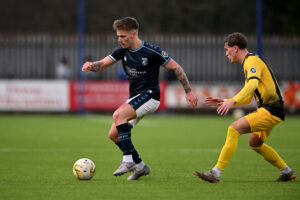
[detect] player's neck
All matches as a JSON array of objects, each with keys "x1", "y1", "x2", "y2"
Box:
[
  {"x1": 239, "y1": 49, "x2": 249, "y2": 64},
  {"x1": 129, "y1": 38, "x2": 142, "y2": 50}
]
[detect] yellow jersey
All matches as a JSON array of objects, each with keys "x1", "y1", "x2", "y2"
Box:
[{"x1": 242, "y1": 53, "x2": 285, "y2": 120}]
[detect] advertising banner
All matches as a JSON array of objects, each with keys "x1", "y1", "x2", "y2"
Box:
[
  {"x1": 0, "y1": 80, "x2": 299, "y2": 112},
  {"x1": 282, "y1": 81, "x2": 300, "y2": 113},
  {"x1": 166, "y1": 82, "x2": 300, "y2": 111},
  {"x1": 0, "y1": 80, "x2": 69, "y2": 111},
  {"x1": 166, "y1": 84, "x2": 256, "y2": 109},
  {"x1": 69, "y1": 81, "x2": 167, "y2": 111},
  {"x1": 69, "y1": 81, "x2": 129, "y2": 111}
]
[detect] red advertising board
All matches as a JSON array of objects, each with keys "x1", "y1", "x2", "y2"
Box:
[{"x1": 70, "y1": 81, "x2": 167, "y2": 111}]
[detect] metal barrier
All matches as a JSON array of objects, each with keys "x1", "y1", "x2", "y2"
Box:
[{"x1": 0, "y1": 34, "x2": 299, "y2": 82}]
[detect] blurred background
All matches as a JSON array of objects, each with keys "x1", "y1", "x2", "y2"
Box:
[{"x1": 0, "y1": 0, "x2": 299, "y2": 114}]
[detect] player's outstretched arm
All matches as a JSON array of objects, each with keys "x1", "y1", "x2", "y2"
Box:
[
  {"x1": 217, "y1": 99, "x2": 236, "y2": 115},
  {"x1": 205, "y1": 96, "x2": 233, "y2": 115},
  {"x1": 205, "y1": 96, "x2": 235, "y2": 115},
  {"x1": 165, "y1": 59, "x2": 198, "y2": 109},
  {"x1": 205, "y1": 96, "x2": 224, "y2": 106},
  {"x1": 216, "y1": 79, "x2": 258, "y2": 115},
  {"x1": 82, "y1": 56, "x2": 114, "y2": 72}
]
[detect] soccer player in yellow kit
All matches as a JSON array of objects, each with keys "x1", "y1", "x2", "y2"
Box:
[{"x1": 194, "y1": 32, "x2": 296, "y2": 183}]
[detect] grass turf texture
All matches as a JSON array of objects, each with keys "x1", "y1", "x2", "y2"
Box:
[{"x1": 0, "y1": 114, "x2": 299, "y2": 200}]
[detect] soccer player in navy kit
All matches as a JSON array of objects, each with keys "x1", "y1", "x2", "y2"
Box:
[{"x1": 82, "y1": 17, "x2": 198, "y2": 180}]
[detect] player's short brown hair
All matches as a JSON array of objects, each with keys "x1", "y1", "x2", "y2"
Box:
[
  {"x1": 113, "y1": 17, "x2": 139, "y2": 31},
  {"x1": 224, "y1": 32, "x2": 248, "y2": 49}
]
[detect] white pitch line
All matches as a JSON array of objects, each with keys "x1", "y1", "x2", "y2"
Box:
[
  {"x1": 159, "y1": 148, "x2": 300, "y2": 153},
  {"x1": 1, "y1": 148, "x2": 300, "y2": 153}
]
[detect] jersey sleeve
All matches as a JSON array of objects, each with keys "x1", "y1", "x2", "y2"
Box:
[
  {"x1": 234, "y1": 94, "x2": 253, "y2": 106},
  {"x1": 151, "y1": 46, "x2": 171, "y2": 67},
  {"x1": 109, "y1": 46, "x2": 124, "y2": 62},
  {"x1": 232, "y1": 78, "x2": 258, "y2": 105},
  {"x1": 244, "y1": 57, "x2": 262, "y2": 81}
]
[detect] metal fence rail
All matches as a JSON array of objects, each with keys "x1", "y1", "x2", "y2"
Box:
[{"x1": 0, "y1": 34, "x2": 299, "y2": 82}]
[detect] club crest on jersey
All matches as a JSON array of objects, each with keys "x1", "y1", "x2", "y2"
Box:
[
  {"x1": 141, "y1": 58, "x2": 148, "y2": 66},
  {"x1": 161, "y1": 51, "x2": 168, "y2": 58},
  {"x1": 250, "y1": 67, "x2": 257, "y2": 73}
]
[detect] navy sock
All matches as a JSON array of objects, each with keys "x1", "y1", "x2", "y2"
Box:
[
  {"x1": 116, "y1": 123, "x2": 134, "y2": 155},
  {"x1": 115, "y1": 142, "x2": 123, "y2": 151},
  {"x1": 115, "y1": 142, "x2": 142, "y2": 163},
  {"x1": 132, "y1": 148, "x2": 142, "y2": 164}
]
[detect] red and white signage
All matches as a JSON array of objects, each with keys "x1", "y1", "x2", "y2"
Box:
[{"x1": 0, "y1": 80, "x2": 299, "y2": 112}]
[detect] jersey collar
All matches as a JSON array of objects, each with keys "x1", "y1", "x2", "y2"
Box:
[
  {"x1": 129, "y1": 40, "x2": 144, "y2": 52},
  {"x1": 241, "y1": 53, "x2": 255, "y2": 66}
]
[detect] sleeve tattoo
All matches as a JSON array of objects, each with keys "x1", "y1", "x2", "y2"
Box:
[
  {"x1": 174, "y1": 67, "x2": 192, "y2": 93},
  {"x1": 90, "y1": 61, "x2": 101, "y2": 72}
]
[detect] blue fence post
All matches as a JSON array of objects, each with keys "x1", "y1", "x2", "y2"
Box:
[
  {"x1": 256, "y1": 0, "x2": 263, "y2": 57},
  {"x1": 77, "y1": 0, "x2": 85, "y2": 114}
]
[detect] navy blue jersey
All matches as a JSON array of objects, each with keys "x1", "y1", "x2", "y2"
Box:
[{"x1": 109, "y1": 41, "x2": 171, "y2": 100}]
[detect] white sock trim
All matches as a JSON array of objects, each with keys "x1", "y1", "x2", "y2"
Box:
[
  {"x1": 212, "y1": 166, "x2": 223, "y2": 178},
  {"x1": 136, "y1": 161, "x2": 145, "y2": 170},
  {"x1": 281, "y1": 165, "x2": 292, "y2": 174},
  {"x1": 123, "y1": 155, "x2": 133, "y2": 163}
]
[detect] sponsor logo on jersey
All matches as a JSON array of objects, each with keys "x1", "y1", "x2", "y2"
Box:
[
  {"x1": 124, "y1": 65, "x2": 146, "y2": 77},
  {"x1": 250, "y1": 67, "x2": 257, "y2": 73}
]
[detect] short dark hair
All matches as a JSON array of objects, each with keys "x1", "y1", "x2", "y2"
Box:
[
  {"x1": 224, "y1": 32, "x2": 248, "y2": 49},
  {"x1": 112, "y1": 17, "x2": 139, "y2": 31}
]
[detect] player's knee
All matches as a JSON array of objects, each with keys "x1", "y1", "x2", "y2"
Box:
[
  {"x1": 112, "y1": 111, "x2": 122, "y2": 123},
  {"x1": 230, "y1": 122, "x2": 241, "y2": 133},
  {"x1": 108, "y1": 131, "x2": 118, "y2": 142},
  {"x1": 248, "y1": 134, "x2": 263, "y2": 147},
  {"x1": 249, "y1": 141, "x2": 258, "y2": 148},
  {"x1": 230, "y1": 117, "x2": 251, "y2": 134},
  {"x1": 249, "y1": 140, "x2": 263, "y2": 148}
]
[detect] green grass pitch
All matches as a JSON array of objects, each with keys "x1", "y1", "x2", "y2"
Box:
[{"x1": 0, "y1": 114, "x2": 299, "y2": 200}]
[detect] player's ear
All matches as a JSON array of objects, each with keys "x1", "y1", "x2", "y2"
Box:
[
  {"x1": 132, "y1": 30, "x2": 137, "y2": 37},
  {"x1": 233, "y1": 45, "x2": 239, "y2": 52}
]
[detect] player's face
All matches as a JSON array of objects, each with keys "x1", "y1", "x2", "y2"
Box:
[
  {"x1": 224, "y1": 43, "x2": 238, "y2": 63},
  {"x1": 116, "y1": 29, "x2": 136, "y2": 49}
]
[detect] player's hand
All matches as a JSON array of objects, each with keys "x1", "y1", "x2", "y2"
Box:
[
  {"x1": 82, "y1": 62, "x2": 93, "y2": 72},
  {"x1": 217, "y1": 99, "x2": 235, "y2": 115},
  {"x1": 205, "y1": 96, "x2": 224, "y2": 106},
  {"x1": 186, "y1": 91, "x2": 198, "y2": 109}
]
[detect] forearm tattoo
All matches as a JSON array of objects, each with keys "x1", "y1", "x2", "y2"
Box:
[
  {"x1": 90, "y1": 61, "x2": 101, "y2": 72},
  {"x1": 174, "y1": 67, "x2": 192, "y2": 93}
]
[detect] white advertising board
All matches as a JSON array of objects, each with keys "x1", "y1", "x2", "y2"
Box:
[
  {"x1": 0, "y1": 80, "x2": 69, "y2": 111},
  {"x1": 165, "y1": 83, "x2": 256, "y2": 109}
]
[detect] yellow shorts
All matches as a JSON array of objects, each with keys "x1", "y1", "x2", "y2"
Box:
[{"x1": 245, "y1": 107, "x2": 282, "y2": 142}]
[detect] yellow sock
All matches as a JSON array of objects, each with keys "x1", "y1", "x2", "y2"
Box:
[
  {"x1": 216, "y1": 126, "x2": 240, "y2": 170},
  {"x1": 251, "y1": 143, "x2": 286, "y2": 170}
]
